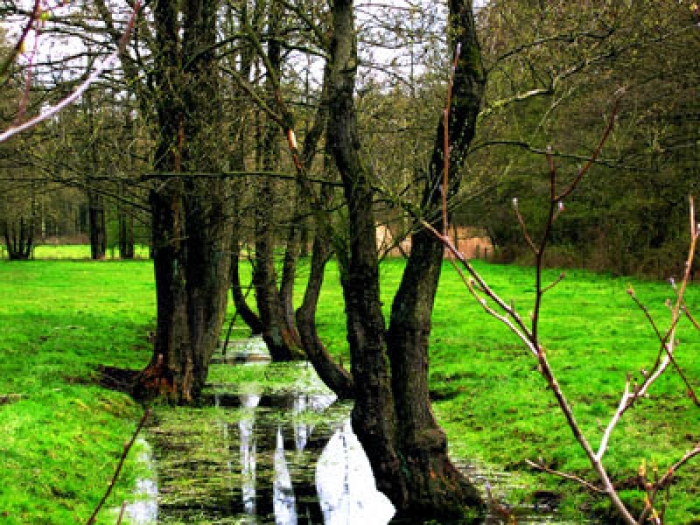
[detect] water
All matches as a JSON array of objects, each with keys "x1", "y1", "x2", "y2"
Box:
[{"x1": 127, "y1": 337, "x2": 565, "y2": 524}]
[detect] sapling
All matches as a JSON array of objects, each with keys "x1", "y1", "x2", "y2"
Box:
[{"x1": 425, "y1": 93, "x2": 699, "y2": 523}]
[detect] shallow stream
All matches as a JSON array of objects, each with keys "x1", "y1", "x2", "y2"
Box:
[{"x1": 124, "y1": 337, "x2": 566, "y2": 524}]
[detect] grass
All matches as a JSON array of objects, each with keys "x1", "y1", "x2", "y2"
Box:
[
  {"x1": 0, "y1": 252, "x2": 699, "y2": 523},
  {"x1": 0, "y1": 259, "x2": 155, "y2": 524},
  {"x1": 0, "y1": 244, "x2": 151, "y2": 260}
]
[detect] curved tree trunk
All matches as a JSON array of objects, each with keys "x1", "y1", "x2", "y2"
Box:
[
  {"x1": 296, "y1": 226, "x2": 354, "y2": 399},
  {"x1": 230, "y1": 236, "x2": 263, "y2": 335}
]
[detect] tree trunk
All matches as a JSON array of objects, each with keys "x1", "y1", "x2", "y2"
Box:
[
  {"x1": 135, "y1": 0, "x2": 232, "y2": 403},
  {"x1": 326, "y1": 0, "x2": 404, "y2": 505},
  {"x1": 253, "y1": 171, "x2": 303, "y2": 361},
  {"x1": 3, "y1": 217, "x2": 33, "y2": 260},
  {"x1": 118, "y1": 182, "x2": 135, "y2": 259},
  {"x1": 88, "y1": 189, "x2": 106, "y2": 260},
  {"x1": 326, "y1": 0, "x2": 485, "y2": 518},
  {"x1": 296, "y1": 225, "x2": 354, "y2": 399},
  {"x1": 251, "y1": 3, "x2": 303, "y2": 361},
  {"x1": 230, "y1": 236, "x2": 264, "y2": 335},
  {"x1": 279, "y1": 189, "x2": 303, "y2": 342},
  {"x1": 386, "y1": 0, "x2": 486, "y2": 517}
]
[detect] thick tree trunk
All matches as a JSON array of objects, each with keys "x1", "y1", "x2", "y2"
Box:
[
  {"x1": 251, "y1": 3, "x2": 303, "y2": 362},
  {"x1": 135, "y1": 0, "x2": 232, "y2": 403},
  {"x1": 279, "y1": 191, "x2": 302, "y2": 340},
  {"x1": 296, "y1": 228, "x2": 354, "y2": 399},
  {"x1": 387, "y1": 230, "x2": 482, "y2": 518},
  {"x1": 326, "y1": 0, "x2": 404, "y2": 506},
  {"x1": 252, "y1": 169, "x2": 303, "y2": 360},
  {"x1": 387, "y1": 0, "x2": 486, "y2": 518},
  {"x1": 327, "y1": 0, "x2": 485, "y2": 518}
]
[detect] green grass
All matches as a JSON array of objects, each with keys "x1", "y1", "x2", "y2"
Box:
[
  {"x1": 0, "y1": 260, "x2": 155, "y2": 524},
  {"x1": 1, "y1": 256, "x2": 698, "y2": 523},
  {"x1": 1, "y1": 244, "x2": 151, "y2": 260}
]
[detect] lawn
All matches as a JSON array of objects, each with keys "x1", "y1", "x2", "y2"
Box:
[{"x1": 0, "y1": 255, "x2": 698, "y2": 523}]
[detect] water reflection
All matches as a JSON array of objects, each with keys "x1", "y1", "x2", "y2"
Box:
[
  {"x1": 144, "y1": 338, "x2": 560, "y2": 524},
  {"x1": 240, "y1": 393, "x2": 261, "y2": 517},
  {"x1": 123, "y1": 439, "x2": 158, "y2": 524},
  {"x1": 316, "y1": 420, "x2": 395, "y2": 525},
  {"x1": 274, "y1": 427, "x2": 297, "y2": 525}
]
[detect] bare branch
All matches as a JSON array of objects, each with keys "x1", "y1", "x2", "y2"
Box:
[
  {"x1": 0, "y1": 1, "x2": 142, "y2": 144},
  {"x1": 556, "y1": 97, "x2": 622, "y2": 201},
  {"x1": 85, "y1": 408, "x2": 151, "y2": 525},
  {"x1": 526, "y1": 460, "x2": 606, "y2": 495}
]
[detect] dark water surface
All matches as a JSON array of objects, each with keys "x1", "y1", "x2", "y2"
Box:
[{"x1": 124, "y1": 337, "x2": 565, "y2": 525}]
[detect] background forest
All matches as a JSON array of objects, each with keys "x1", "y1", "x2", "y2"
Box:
[{"x1": 0, "y1": 1, "x2": 697, "y2": 276}]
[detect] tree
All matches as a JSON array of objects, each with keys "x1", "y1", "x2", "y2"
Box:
[
  {"x1": 325, "y1": 0, "x2": 486, "y2": 518},
  {"x1": 466, "y1": 0, "x2": 700, "y2": 276},
  {"x1": 134, "y1": 0, "x2": 233, "y2": 403}
]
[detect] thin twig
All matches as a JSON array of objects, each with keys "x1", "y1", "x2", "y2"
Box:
[
  {"x1": 541, "y1": 272, "x2": 566, "y2": 295},
  {"x1": 0, "y1": 1, "x2": 141, "y2": 144},
  {"x1": 525, "y1": 460, "x2": 605, "y2": 495},
  {"x1": 639, "y1": 443, "x2": 700, "y2": 524},
  {"x1": 683, "y1": 305, "x2": 700, "y2": 331},
  {"x1": 0, "y1": 0, "x2": 40, "y2": 83},
  {"x1": 85, "y1": 408, "x2": 151, "y2": 525},
  {"x1": 513, "y1": 199, "x2": 538, "y2": 255},
  {"x1": 556, "y1": 98, "x2": 621, "y2": 201},
  {"x1": 116, "y1": 501, "x2": 127, "y2": 525}
]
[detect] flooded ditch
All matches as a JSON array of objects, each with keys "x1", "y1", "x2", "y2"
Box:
[{"x1": 125, "y1": 337, "x2": 568, "y2": 524}]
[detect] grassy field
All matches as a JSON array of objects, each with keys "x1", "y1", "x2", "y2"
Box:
[
  {"x1": 0, "y1": 244, "x2": 151, "y2": 260},
  {"x1": 0, "y1": 254, "x2": 698, "y2": 523}
]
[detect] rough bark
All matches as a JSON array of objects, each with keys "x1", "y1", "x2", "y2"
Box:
[
  {"x1": 230, "y1": 235, "x2": 264, "y2": 335},
  {"x1": 296, "y1": 226, "x2": 354, "y2": 399},
  {"x1": 326, "y1": 0, "x2": 485, "y2": 518},
  {"x1": 386, "y1": 0, "x2": 486, "y2": 518},
  {"x1": 326, "y1": 0, "x2": 404, "y2": 505},
  {"x1": 135, "y1": 0, "x2": 232, "y2": 403},
  {"x1": 279, "y1": 187, "x2": 303, "y2": 340},
  {"x1": 251, "y1": 2, "x2": 304, "y2": 361}
]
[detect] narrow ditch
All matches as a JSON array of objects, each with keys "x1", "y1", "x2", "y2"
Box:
[{"x1": 124, "y1": 337, "x2": 568, "y2": 524}]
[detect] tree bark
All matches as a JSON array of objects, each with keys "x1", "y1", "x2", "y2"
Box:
[
  {"x1": 296, "y1": 224, "x2": 354, "y2": 399},
  {"x1": 326, "y1": 0, "x2": 485, "y2": 518},
  {"x1": 326, "y1": 0, "x2": 404, "y2": 506},
  {"x1": 135, "y1": 0, "x2": 232, "y2": 403},
  {"x1": 251, "y1": 2, "x2": 304, "y2": 361},
  {"x1": 230, "y1": 235, "x2": 264, "y2": 335},
  {"x1": 386, "y1": 0, "x2": 486, "y2": 518},
  {"x1": 88, "y1": 189, "x2": 106, "y2": 260}
]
